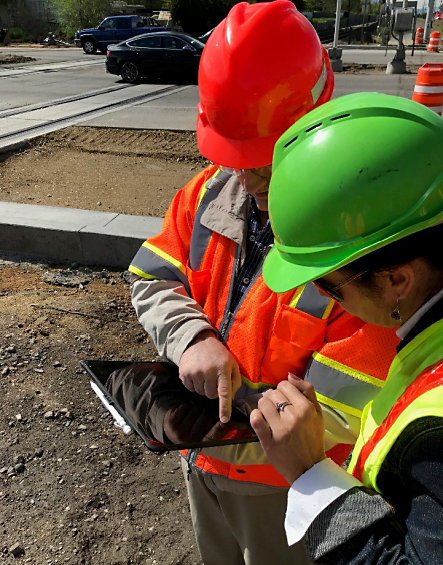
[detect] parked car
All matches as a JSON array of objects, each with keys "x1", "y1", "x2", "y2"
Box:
[
  {"x1": 75, "y1": 15, "x2": 171, "y2": 54},
  {"x1": 198, "y1": 28, "x2": 214, "y2": 44},
  {"x1": 106, "y1": 32, "x2": 204, "y2": 83}
]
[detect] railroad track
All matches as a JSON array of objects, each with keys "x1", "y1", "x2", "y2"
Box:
[{"x1": 0, "y1": 83, "x2": 194, "y2": 150}]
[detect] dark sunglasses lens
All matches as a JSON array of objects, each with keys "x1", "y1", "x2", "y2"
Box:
[{"x1": 315, "y1": 281, "x2": 342, "y2": 303}]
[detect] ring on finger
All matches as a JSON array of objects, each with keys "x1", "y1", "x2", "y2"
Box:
[{"x1": 276, "y1": 401, "x2": 292, "y2": 413}]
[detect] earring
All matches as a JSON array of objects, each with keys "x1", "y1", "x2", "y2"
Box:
[{"x1": 391, "y1": 298, "x2": 402, "y2": 321}]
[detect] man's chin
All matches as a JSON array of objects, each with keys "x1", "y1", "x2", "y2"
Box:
[{"x1": 254, "y1": 195, "x2": 269, "y2": 212}]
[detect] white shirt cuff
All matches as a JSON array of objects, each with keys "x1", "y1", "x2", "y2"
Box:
[{"x1": 285, "y1": 458, "x2": 362, "y2": 546}]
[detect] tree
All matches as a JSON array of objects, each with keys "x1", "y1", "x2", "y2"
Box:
[
  {"x1": 49, "y1": 0, "x2": 113, "y2": 37},
  {"x1": 167, "y1": 0, "x2": 305, "y2": 35},
  {"x1": 168, "y1": 0, "x2": 256, "y2": 36}
]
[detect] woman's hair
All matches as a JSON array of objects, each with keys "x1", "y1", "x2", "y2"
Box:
[{"x1": 341, "y1": 223, "x2": 443, "y2": 290}]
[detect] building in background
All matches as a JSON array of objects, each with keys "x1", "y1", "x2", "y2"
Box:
[{"x1": 0, "y1": 0, "x2": 56, "y2": 32}]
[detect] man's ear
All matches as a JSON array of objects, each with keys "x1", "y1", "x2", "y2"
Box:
[{"x1": 388, "y1": 264, "x2": 415, "y2": 301}]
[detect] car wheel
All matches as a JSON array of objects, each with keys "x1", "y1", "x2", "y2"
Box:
[
  {"x1": 120, "y1": 61, "x2": 139, "y2": 84},
  {"x1": 82, "y1": 39, "x2": 97, "y2": 54}
]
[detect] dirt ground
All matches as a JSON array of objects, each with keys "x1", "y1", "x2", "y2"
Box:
[
  {"x1": 0, "y1": 128, "x2": 207, "y2": 217},
  {"x1": 0, "y1": 129, "x2": 209, "y2": 564},
  {"x1": 0, "y1": 260, "x2": 202, "y2": 565},
  {"x1": 343, "y1": 62, "x2": 421, "y2": 74},
  {"x1": 0, "y1": 55, "x2": 36, "y2": 65}
]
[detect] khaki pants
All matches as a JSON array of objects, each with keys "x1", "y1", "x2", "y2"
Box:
[{"x1": 181, "y1": 458, "x2": 311, "y2": 565}]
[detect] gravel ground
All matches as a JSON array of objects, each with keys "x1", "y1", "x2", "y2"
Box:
[
  {"x1": 0, "y1": 128, "x2": 208, "y2": 563},
  {"x1": 0, "y1": 260, "x2": 201, "y2": 565}
]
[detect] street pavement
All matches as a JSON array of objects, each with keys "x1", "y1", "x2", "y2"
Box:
[
  {"x1": 1, "y1": 46, "x2": 439, "y2": 136},
  {"x1": 0, "y1": 45, "x2": 442, "y2": 267}
]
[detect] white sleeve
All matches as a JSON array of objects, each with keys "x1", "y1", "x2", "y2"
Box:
[{"x1": 285, "y1": 458, "x2": 362, "y2": 546}]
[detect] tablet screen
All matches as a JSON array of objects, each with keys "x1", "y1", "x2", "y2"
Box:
[{"x1": 81, "y1": 360, "x2": 258, "y2": 452}]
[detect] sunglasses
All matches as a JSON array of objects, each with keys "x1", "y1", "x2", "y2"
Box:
[{"x1": 314, "y1": 270, "x2": 368, "y2": 303}]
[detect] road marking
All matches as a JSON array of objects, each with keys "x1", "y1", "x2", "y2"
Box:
[{"x1": 0, "y1": 59, "x2": 103, "y2": 79}]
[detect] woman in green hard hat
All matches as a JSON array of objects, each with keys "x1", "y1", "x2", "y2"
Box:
[{"x1": 250, "y1": 92, "x2": 443, "y2": 563}]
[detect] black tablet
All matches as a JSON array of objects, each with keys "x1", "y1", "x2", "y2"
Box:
[{"x1": 81, "y1": 359, "x2": 258, "y2": 453}]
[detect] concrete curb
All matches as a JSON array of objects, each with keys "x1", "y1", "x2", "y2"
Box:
[
  {"x1": 0, "y1": 202, "x2": 163, "y2": 268},
  {"x1": 0, "y1": 140, "x2": 30, "y2": 155}
]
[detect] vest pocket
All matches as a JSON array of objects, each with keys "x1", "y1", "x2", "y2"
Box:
[
  {"x1": 261, "y1": 304, "x2": 328, "y2": 384},
  {"x1": 186, "y1": 265, "x2": 212, "y2": 308}
]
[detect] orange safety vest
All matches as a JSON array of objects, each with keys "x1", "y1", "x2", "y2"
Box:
[{"x1": 130, "y1": 165, "x2": 399, "y2": 487}]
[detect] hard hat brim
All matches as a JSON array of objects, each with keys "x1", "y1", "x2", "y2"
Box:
[
  {"x1": 264, "y1": 210, "x2": 443, "y2": 294},
  {"x1": 263, "y1": 246, "x2": 332, "y2": 294},
  {"x1": 196, "y1": 114, "x2": 282, "y2": 170}
]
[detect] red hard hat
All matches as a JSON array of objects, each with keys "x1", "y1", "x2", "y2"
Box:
[{"x1": 196, "y1": 0, "x2": 334, "y2": 169}]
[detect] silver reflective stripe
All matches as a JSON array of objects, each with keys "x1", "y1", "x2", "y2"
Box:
[
  {"x1": 296, "y1": 283, "x2": 331, "y2": 318},
  {"x1": 414, "y1": 85, "x2": 443, "y2": 94},
  {"x1": 234, "y1": 382, "x2": 272, "y2": 399},
  {"x1": 190, "y1": 170, "x2": 231, "y2": 271},
  {"x1": 304, "y1": 358, "x2": 382, "y2": 412},
  {"x1": 130, "y1": 245, "x2": 190, "y2": 294},
  {"x1": 311, "y1": 60, "x2": 327, "y2": 104},
  {"x1": 199, "y1": 441, "x2": 269, "y2": 468}
]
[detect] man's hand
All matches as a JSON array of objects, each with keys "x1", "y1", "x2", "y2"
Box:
[
  {"x1": 250, "y1": 376, "x2": 326, "y2": 484},
  {"x1": 179, "y1": 330, "x2": 241, "y2": 423}
]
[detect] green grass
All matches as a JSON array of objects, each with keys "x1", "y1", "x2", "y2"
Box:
[{"x1": 8, "y1": 28, "x2": 33, "y2": 41}]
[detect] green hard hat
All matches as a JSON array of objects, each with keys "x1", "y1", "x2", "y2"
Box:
[{"x1": 263, "y1": 92, "x2": 443, "y2": 293}]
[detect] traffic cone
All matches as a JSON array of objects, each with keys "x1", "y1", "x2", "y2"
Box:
[
  {"x1": 427, "y1": 30, "x2": 440, "y2": 52},
  {"x1": 414, "y1": 27, "x2": 424, "y2": 45},
  {"x1": 412, "y1": 63, "x2": 443, "y2": 115}
]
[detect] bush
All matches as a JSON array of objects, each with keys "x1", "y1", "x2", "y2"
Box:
[{"x1": 8, "y1": 27, "x2": 31, "y2": 41}]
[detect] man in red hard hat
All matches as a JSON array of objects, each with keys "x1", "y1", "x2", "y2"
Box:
[{"x1": 128, "y1": 1, "x2": 399, "y2": 563}]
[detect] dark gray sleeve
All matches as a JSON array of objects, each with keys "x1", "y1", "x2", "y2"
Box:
[
  {"x1": 305, "y1": 418, "x2": 443, "y2": 564},
  {"x1": 305, "y1": 487, "x2": 394, "y2": 562}
]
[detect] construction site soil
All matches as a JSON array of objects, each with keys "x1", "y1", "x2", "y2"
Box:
[
  {"x1": 0, "y1": 128, "x2": 207, "y2": 217},
  {"x1": 0, "y1": 129, "x2": 207, "y2": 564}
]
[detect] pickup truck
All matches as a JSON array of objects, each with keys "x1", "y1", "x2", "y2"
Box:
[{"x1": 75, "y1": 15, "x2": 171, "y2": 54}]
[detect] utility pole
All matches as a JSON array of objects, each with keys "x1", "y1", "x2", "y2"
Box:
[
  {"x1": 386, "y1": 0, "x2": 409, "y2": 73},
  {"x1": 328, "y1": 0, "x2": 344, "y2": 71},
  {"x1": 424, "y1": 0, "x2": 435, "y2": 42}
]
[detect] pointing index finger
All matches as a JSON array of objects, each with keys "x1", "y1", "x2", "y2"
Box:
[{"x1": 218, "y1": 372, "x2": 232, "y2": 423}]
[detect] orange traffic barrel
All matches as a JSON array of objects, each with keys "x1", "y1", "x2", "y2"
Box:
[
  {"x1": 427, "y1": 30, "x2": 440, "y2": 52},
  {"x1": 415, "y1": 27, "x2": 424, "y2": 44},
  {"x1": 412, "y1": 63, "x2": 443, "y2": 115}
]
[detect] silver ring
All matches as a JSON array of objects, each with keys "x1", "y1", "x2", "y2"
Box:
[{"x1": 276, "y1": 401, "x2": 292, "y2": 413}]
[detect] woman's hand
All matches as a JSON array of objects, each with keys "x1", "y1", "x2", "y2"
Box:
[{"x1": 250, "y1": 376, "x2": 327, "y2": 484}]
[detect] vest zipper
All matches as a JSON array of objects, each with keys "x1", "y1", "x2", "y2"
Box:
[
  {"x1": 185, "y1": 448, "x2": 200, "y2": 480},
  {"x1": 219, "y1": 311, "x2": 233, "y2": 340},
  {"x1": 218, "y1": 244, "x2": 271, "y2": 345}
]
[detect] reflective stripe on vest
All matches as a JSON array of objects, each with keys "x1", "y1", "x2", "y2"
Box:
[
  {"x1": 129, "y1": 241, "x2": 191, "y2": 294},
  {"x1": 351, "y1": 367, "x2": 443, "y2": 491},
  {"x1": 348, "y1": 317, "x2": 443, "y2": 491},
  {"x1": 290, "y1": 282, "x2": 334, "y2": 319},
  {"x1": 305, "y1": 352, "x2": 385, "y2": 418},
  {"x1": 190, "y1": 170, "x2": 232, "y2": 271}
]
